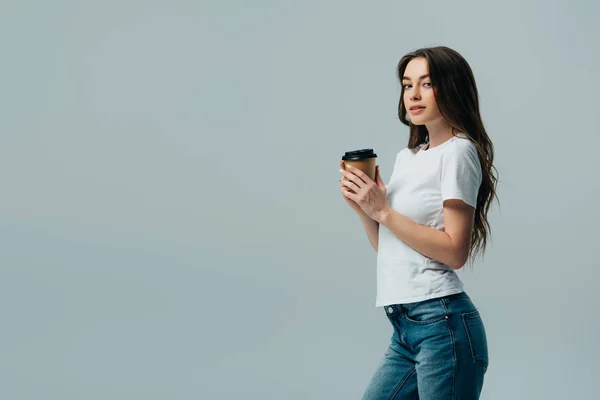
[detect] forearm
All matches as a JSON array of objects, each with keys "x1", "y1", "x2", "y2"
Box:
[
  {"x1": 376, "y1": 207, "x2": 464, "y2": 269},
  {"x1": 358, "y1": 212, "x2": 379, "y2": 252}
]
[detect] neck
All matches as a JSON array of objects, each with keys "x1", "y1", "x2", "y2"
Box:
[{"x1": 425, "y1": 119, "x2": 457, "y2": 149}]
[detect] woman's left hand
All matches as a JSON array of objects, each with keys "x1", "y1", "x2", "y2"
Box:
[{"x1": 340, "y1": 165, "x2": 390, "y2": 222}]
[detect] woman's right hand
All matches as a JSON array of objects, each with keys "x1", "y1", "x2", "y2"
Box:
[{"x1": 340, "y1": 160, "x2": 369, "y2": 217}]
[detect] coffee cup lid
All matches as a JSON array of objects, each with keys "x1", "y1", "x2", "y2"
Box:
[{"x1": 342, "y1": 148, "x2": 377, "y2": 161}]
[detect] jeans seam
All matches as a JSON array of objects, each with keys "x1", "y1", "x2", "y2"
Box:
[
  {"x1": 389, "y1": 366, "x2": 416, "y2": 400},
  {"x1": 462, "y1": 311, "x2": 488, "y2": 368},
  {"x1": 441, "y1": 299, "x2": 456, "y2": 400}
]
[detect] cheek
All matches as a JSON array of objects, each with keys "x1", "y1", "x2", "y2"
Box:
[
  {"x1": 402, "y1": 93, "x2": 410, "y2": 111},
  {"x1": 424, "y1": 91, "x2": 435, "y2": 102},
  {"x1": 424, "y1": 94, "x2": 439, "y2": 112}
]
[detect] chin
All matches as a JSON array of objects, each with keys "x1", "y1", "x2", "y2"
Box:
[{"x1": 409, "y1": 118, "x2": 427, "y2": 126}]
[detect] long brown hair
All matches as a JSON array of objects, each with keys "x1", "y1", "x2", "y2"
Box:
[{"x1": 397, "y1": 46, "x2": 500, "y2": 266}]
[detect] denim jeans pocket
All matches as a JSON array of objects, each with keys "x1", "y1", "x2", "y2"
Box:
[
  {"x1": 462, "y1": 310, "x2": 489, "y2": 370},
  {"x1": 404, "y1": 299, "x2": 448, "y2": 325}
]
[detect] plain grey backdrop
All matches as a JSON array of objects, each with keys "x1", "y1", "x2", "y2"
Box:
[{"x1": 1, "y1": 0, "x2": 598, "y2": 398}]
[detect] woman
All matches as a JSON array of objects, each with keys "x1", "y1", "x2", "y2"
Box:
[{"x1": 339, "y1": 46, "x2": 499, "y2": 399}]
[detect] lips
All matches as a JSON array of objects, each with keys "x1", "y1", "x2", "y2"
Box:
[{"x1": 409, "y1": 106, "x2": 426, "y2": 115}]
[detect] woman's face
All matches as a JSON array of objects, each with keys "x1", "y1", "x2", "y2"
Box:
[{"x1": 402, "y1": 57, "x2": 444, "y2": 125}]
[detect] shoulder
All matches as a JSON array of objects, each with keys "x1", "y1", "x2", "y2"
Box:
[
  {"x1": 441, "y1": 137, "x2": 482, "y2": 179},
  {"x1": 395, "y1": 146, "x2": 414, "y2": 163},
  {"x1": 445, "y1": 137, "x2": 479, "y2": 161},
  {"x1": 452, "y1": 136, "x2": 477, "y2": 151}
]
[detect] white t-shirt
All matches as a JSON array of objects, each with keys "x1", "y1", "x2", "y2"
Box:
[{"x1": 375, "y1": 133, "x2": 482, "y2": 307}]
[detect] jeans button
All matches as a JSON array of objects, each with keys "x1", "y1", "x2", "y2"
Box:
[{"x1": 387, "y1": 307, "x2": 393, "y2": 314}]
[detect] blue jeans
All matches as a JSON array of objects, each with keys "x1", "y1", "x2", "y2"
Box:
[{"x1": 362, "y1": 291, "x2": 489, "y2": 400}]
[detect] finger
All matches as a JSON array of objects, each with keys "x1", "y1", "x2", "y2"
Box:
[
  {"x1": 341, "y1": 177, "x2": 360, "y2": 192},
  {"x1": 346, "y1": 164, "x2": 370, "y2": 183},
  {"x1": 341, "y1": 168, "x2": 366, "y2": 188},
  {"x1": 344, "y1": 172, "x2": 365, "y2": 190},
  {"x1": 341, "y1": 186, "x2": 358, "y2": 201},
  {"x1": 376, "y1": 166, "x2": 383, "y2": 185}
]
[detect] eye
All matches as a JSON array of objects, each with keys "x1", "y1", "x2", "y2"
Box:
[{"x1": 402, "y1": 82, "x2": 432, "y2": 89}]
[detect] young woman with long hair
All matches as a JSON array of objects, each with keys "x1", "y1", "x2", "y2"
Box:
[{"x1": 339, "y1": 46, "x2": 499, "y2": 399}]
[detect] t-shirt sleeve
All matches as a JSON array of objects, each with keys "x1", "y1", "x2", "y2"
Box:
[{"x1": 440, "y1": 143, "x2": 482, "y2": 208}]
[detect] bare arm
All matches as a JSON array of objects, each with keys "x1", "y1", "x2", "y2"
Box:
[
  {"x1": 358, "y1": 212, "x2": 379, "y2": 252},
  {"x1": 375, "y1": 199, "x2": 475, "y2": 269}
]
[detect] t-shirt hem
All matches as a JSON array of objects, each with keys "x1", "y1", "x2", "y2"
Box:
[
  {"x1": 375, "y1": 288, "x2": 464, "y2": 307},
  {"x1": 442, "y1": 192, "x2": 476, "y2": 208}
]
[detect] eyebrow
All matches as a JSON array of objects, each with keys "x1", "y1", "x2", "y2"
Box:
[{"x1": 401, "y1": 74, "x2": 430, "y2": 81}]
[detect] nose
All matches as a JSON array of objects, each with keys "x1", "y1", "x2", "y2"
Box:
[{"x1": 411, "y1": 89, "x2": 421, "y2": 101}]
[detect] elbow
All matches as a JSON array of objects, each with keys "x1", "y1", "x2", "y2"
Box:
[
  {"x1": 443, "y1": 233, "x2": 470, "y2": 269},
  {"x1": 448, "y1": 250, "x2": 469, "y2": 270},
  {"x1": 449, "y1": 260, "x2": 465, "y2": 270}
]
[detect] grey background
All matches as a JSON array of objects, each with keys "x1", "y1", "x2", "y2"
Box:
[{"x1": 1, "y1": 0, "x2": 598, "y2": 398}]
